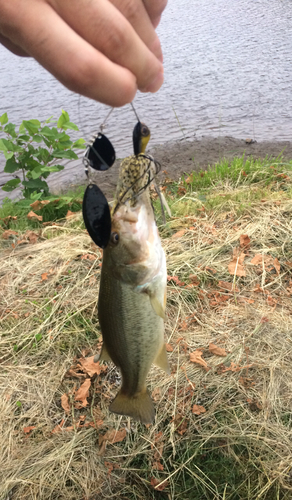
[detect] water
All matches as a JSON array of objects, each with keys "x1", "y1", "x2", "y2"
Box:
[{"x1": 0, "y1": 0, "x2": 291, "y2": 198}]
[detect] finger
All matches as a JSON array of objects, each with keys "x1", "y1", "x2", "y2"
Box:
[
  {"x1": 109, "y1": 0, "x2": 163, "y2": 62},
  {"x1": 48, "y1": 0, "x2": 164, "y2": 92},
  {"x1": 0, "y1": 0, "x2": 137, "y2": 106},
  {"x1": 142, "y1": 0, "x2": 168, "y2": 28},
  {"x1": 0, "y1": 33, "x2": 29, "y2": 56}
]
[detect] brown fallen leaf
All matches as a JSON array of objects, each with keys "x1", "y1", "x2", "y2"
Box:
[
  {"x1": 260, "y1": 316, "x2": 269, "y2": 323},
  {"x1": 178, "y1": 320, "x2": 188, "y2": 332},
  {"x1": 250, "y1": 253, "x2": 274, "y2": 267},
  {"x1": 204, "y1": 223, "x2": 217, "y2": 235},
  {"x1": 99, "y1": 428, "x2": 127, "y2": 450},
  {"x1": 66, "y1": 368, "x2": 85, "y2": 378},
  {"x1": 228, "y1": 248, "x2": 246, "y2": 277},
  {"x1": 23, "y1": 426, "x2": 37, "y2": 434},
  {"x1": 74, "y1": 378, "x2": 91, "y2": 407},
  {"x1": 192, "y1": 404, "x2": 206, "y2": 415},
  {"x1": 88, "y1": 419, "x2": 103, "y2": 428},
  {"x1": 239, "y1": 376, "x2": 255, "y2": 389},
  {"x1": 218, "y1": 280, "x2": 239, "y2": 293},
  {"x1": 189, "y1": 349, "x2": 210, "y2": 371},
  {"x1": 150, "y1": 477, "x2": 169, "y2": 491},
  {"x1": 104, "y1": 461, "x2": 120, "y2": 476},
  {"x1": 250, "y1": 254, "x2": 277, "y2": 271},
  {"x1": 189, "y1": 274, "x2": 200, "y2": 286},
  {"x1": 220, "y1": 362, "x2": 253, "y2": 373},
  {"x1": 167, "y1": 275, "x2": 185, "y2": 286},
  {"x1": 42, "y1": 221, "x2": 61, "y2": 227},
  {"x1": 25, "y1": 230, "x2": 39, "y2": 244},
  {"x1": 153, "y1": 460, "x2": 164, "y2": 471},
  {"x1": 171, "y1": 229, "x2": 186, "y2": 239},
  {"x1": 30, "y1": 200, "x2": 50, "y2": 211},
  {"x1": 151, "y1": 387, "x2": 161, "y2": 402},
  {"x1": 2, "y1": 229, "x2": 18, "y2": 239},
  {"x1": 177, "y1": 186, "x2": 187, "y2": 196},
  {"x1": 1, "y1": 215, "x2": 17, "y2": 222},
  {"x1": 27, "y1": 210, "x2": 43, "y2": 222},
  {"x1": 51, "y1": 419, "x2": 65, "y2": 434},
  {"x1": 81, "y1": 254, "x2": 96, "y2": 261},
  {"x1": 209, "y1": 343, "x2": 227, "y2": 357},
  {"x1": 240, "y1": 234, "x2": 250, "y2": 250},
  {"x1": 61, "y1": 393, "x2": 70, "y2": 413},
  {"x1": 78, "y1": 356, "x2": 107, "y2": 377},
  {"x1": 165, "y1": 343, "x2": 173, "y2": 352},
  {"x1": 266, "y1": 295, "x2": 277, "y2": 306},
  {"x1": 66, "y1": 210, "x2": 79, "y2": 219},
  {"x1": 273, "y1": 257, "x2": 280, "y2": 275},
  {"x1": 250, "y1": 254, "x2": 264, "y2": 265},
  {"x1": 51, "y1": 416, "x2": 98, "y2": 434},
  {"x1": 41, "y1": 272, "x2": 48, "y2": 281}
]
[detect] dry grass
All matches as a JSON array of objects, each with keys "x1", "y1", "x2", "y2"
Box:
[{"x1": 1, "y1": 181, "x2": 292, "y2": 500}]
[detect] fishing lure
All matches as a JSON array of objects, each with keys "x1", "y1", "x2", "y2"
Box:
[{"x1": 82, "y1": 104, "x2": 168, "y2": 249}]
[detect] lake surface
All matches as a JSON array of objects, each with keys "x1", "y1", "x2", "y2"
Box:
[{"x1": 0, "y1": 0, "x2": 292, "y2": 199}]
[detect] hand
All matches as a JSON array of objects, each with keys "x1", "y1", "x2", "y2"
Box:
[{"x1": 0, "y1": 0, "x2": 167, "y2": 106}]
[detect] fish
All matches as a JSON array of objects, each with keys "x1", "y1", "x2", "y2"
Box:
[{"x1": 97, "y1": 122, "x2": 170, "y2": 424}]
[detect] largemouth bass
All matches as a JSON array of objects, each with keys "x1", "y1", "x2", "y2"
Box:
[{"x1": 97, "y1": 123, "x2": 169, "y2": 424}]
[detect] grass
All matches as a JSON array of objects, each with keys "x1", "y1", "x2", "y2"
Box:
[
  {"x1": 0, "y1": 186, "x2": 85, "y2": 232},
  {"x1": 0, "y1": 155, "x2": 292, "y2": 499}
]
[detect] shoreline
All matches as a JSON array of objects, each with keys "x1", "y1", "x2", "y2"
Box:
[
  {"x1": 78, "y1": 136, "x2": 292, "y2": 201},
  {"x1": 1, "y1": 136, "x2": 292, "y2": 204}
]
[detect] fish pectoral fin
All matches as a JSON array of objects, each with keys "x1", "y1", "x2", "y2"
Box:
[
  {"x1": 150, "y1": 294, "x2": 165, "y2": 320},
  {"x1": 154, "y1": 343, "x2": 170, "y2": 374},
  {"x1": 94, "y1": 343, "x2": 112, "y2": 363},
  {"x1": 138, "y1": 281, "x2": 166, "y2": 320},
  {"x1": 110, "y1": 389, "x2": 155, "y2": 424}
]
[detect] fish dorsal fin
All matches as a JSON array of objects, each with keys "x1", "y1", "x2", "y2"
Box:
[
  {"x1": 94, "y1": 342, "x2": 112, "y2": 363},
  {"x1": 154, "y1": 343, "x2": 170, "y2": 374}
]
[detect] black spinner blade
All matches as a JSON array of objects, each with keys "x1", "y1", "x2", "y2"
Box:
[
  {"x1": 85, "y1": 133, "x2": 115, "y2": 171},
  {"x1": 82, "y1": 184, "x2": 111, "y2": 248}
]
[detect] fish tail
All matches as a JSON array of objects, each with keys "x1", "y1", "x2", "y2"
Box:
[{"x1": 109, "y1": 388, "x2": 155, "y2": 424}]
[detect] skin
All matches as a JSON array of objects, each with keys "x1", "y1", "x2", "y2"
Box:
[{"x1": 0, "y1": 0, "x2": 167, "y2": 106}]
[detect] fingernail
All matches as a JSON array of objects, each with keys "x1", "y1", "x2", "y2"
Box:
[{"x1": 142, "y1": 70, "x2": 164, "y2": 93}]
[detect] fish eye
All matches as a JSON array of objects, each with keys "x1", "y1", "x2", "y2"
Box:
[
  {"x1": 110, "y1": 232, "x2": 119, "y2": 244},
  {"x1": 141, "y1": 125, "x2": 149, "y2": 136}
]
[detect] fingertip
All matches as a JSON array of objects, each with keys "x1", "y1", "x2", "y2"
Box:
[
  {"x1": 64, "y1": 54, "x2": 138, "y2": 106},
  {"x1": 151, "y1": 36, "x2": 163, "y2": 62},
  {"x1": 103, "y1": 77, "x2": 138, "y2": 107},
  {"x1": 152, "y1": 15, "x2": 162, "y2": 29},
  {"x1": 140, "y1": 69, "x2": 164, "y2": 93}
]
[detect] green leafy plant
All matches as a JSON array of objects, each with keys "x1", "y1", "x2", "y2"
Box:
[{"x1": 0, "y1": 110, "x2": 86, "y2": 199}]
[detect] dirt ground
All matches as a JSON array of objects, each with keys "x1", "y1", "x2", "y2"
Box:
[{"x1": 89, "y1": 136, "x2": 292, "y2": 200}]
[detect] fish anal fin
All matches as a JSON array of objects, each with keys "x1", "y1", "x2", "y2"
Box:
[
  {"x1": 150, "y1": 295, "x2": 165, "y2": 320},
  {"x1": 94, "y1": 342, "x2": 112, "y2": 363},
  {"x1": 154, "y1": 343, "x2": 170, "y2": 374},
  {"x1": 109, "y1": 388, "x2": 155, "y2": 424}
]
